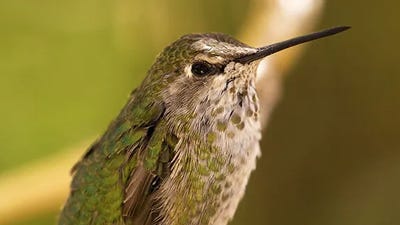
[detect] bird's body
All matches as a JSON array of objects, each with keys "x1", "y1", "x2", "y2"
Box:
[
  {"x1": 59, "y1": 27, "x2": 349, "y2": 225},
  {"x1": 59, "y1": 34, "x2": 262, "y2": 225}
]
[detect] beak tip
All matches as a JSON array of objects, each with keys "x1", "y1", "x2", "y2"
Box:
[{"x1": 334, "y1": 26, "x2": 352, "y2": 33}]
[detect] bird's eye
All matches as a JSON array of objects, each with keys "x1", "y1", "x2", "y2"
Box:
[{"x1": 191, "y1": 61, "x2": 218, "y2": 76}]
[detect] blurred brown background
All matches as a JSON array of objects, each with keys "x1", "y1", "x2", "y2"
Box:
[{"x1": 0, "y1": 0, "x2": 399, "y2": 225}]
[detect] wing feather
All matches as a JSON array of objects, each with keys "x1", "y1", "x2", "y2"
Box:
[{"x1": 59, "y1": 89, "x2": 169, "y2": 225}]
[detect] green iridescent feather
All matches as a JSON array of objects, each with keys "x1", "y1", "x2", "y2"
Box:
[{"x1": 58, "y1": 87, "x2": 172, "y2": 225}]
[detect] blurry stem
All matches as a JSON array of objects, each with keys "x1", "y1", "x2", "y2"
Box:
[
  {"x1": 0, "y1": 0, "x2": 324, "y2": 224},
  {"x1": 0, "y1": 141, "x2": 90, "y2": 224},
  {"x1": 240, "y1": 0, "x2": 324, "y2": 127}
]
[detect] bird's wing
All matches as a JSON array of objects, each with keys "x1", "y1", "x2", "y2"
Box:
[
  {"x1": 59, "y1": 89, "x2": 172, "y2": 225},
  {"x1": 122, "y1": 118, "x2": 177, "y2": 225}
]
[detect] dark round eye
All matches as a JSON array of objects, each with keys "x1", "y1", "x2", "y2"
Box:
[{"x1": 191, "y1": 61, "x2": 217, "y2": 76}]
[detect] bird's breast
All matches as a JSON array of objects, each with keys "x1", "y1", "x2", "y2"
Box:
[{"x1": 159, "y1": 86, "x2": 262, "y2": 225}]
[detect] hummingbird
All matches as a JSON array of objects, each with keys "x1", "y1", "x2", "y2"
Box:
[{"x1": 59, "y1": 26, "x2": 349, "y2": 225}]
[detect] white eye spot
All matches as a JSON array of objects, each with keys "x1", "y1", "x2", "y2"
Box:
[{"x1": 185, "y1": 64, "x2": 193, "y2": 78}]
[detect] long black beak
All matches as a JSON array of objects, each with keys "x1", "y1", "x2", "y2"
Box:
[{"x1": 235, "y1": 26, "x2": 350, "y2": 64}]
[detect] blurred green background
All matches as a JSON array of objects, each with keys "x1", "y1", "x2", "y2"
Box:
[{"x1": 1, "y1": 0, "x2": 399, "y2": 225}]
